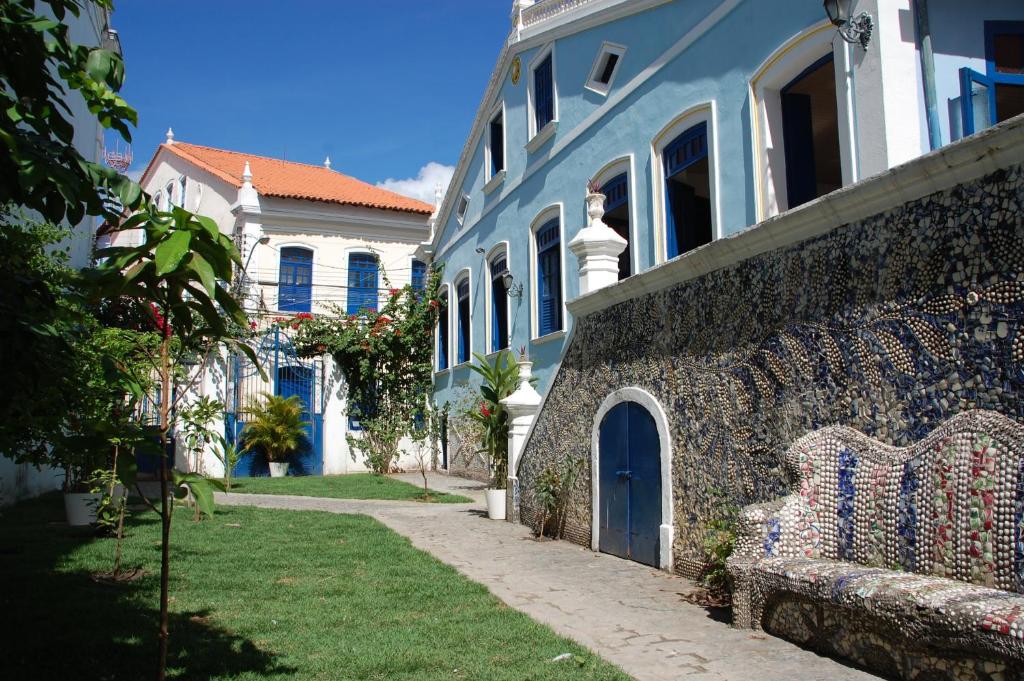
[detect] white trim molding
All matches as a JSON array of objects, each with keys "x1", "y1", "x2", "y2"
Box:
[
  {"x1": 585, "y1": 41, "x2": 627, "y2": 96},
  {"x1": 650, "y1": 101, "x2": 722, "y2": 264},
  {"x1": 485, "y1": 101, "x2": 507, "y2": 185},
  {"x1": 590, "y1": 387, "x2": 674, "y2": 572},
  {"x1": 527, "y1": 42, "x2": 559, "y2": 143}
]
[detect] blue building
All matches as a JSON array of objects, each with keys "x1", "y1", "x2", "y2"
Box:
[{"x1": 423, "y1": 0, "x2": 1024, "y2": 476}]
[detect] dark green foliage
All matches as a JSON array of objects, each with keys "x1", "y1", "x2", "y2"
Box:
[{"x1": 700, "y1": 489, "x2": 739, "y2": 599}]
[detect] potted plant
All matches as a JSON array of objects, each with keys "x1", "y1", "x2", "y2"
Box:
[
  {"x1": 468, "y1": 350, "x2": 521, "y2": 519},
  {"x1": 241, "y1": 393, "x2": 309, "y2": 477}
]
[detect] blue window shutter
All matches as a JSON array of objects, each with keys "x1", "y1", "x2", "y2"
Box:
[
  {"x1": 411, "y1": 259, "x2": 427, "y2": 291},
  {"x1": 278, "y1": 247, "x2": 312, "y2": 313},
  {"x1": 601, "y1": 174, "x2": 628, "y2": 213},
  {"x1": 536, "y1": 220, "x2": 562, "y2": 336},
  {"x1": 490, "y1": 255, "x2": 508, "y2": 352},
  {"x1": 457, "y1": 278, "x2": 470, "y2": 363},
  {"x1": 437, "y1": 293, "x2": 449, "y2": 370},
  {"x1": 347, "y1": 253, "x2": 379, "y2": 315},
  {"x1": 663, "y1": 123, "x2": 709, "y2": 260},
  {"x1": 534, "y1": 53, "x2": 554, "y2": 131}
]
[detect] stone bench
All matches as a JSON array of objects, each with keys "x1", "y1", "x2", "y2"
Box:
[{"x1": 728, "y1": 410, "x2": 1024, "y2": 679}]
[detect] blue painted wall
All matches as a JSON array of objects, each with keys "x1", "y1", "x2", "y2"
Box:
[{"x1": 430, "y1": 0, "x2": 1024, "y2": 417}]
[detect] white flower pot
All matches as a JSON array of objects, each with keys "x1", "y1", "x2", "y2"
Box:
[
  {"x1": 64, "y1": 492, "x2": 102, "y2": 526},
  {"x1": 485, "y1": 488, "x2": 506, "y2": 520},
  {"x1": 268, "y1": 462, "x2": 289, "y2": 478}
]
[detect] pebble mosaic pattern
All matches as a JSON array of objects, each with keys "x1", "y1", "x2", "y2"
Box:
[
  {"x1": 728, "y1": 410, "x2": 1024, "y2": 675},
  {"x1": 515, "y1": 164, "x2": 1024, "y2": 579}
]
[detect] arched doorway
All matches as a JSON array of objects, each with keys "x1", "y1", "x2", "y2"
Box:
[{"x1": 597, "y1": 400, "x2": 662, "y2": 567}]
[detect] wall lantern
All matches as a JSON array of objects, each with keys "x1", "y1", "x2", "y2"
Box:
[
  {"x1": 501, "y1": 270, "x2": 524, "y2": 299},
  {"x1": 823, "y1": 0, "x2": 873, "y2": 50}
]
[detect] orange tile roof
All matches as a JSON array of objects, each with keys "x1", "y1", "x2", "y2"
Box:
[{"x1": 160, "y1": 142, "x2": 434, "y2": 215}]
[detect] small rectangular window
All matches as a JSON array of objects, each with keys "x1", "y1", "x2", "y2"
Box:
[
  {"x1": 456, "y1": 195, "x2": 469, "y2": 224},
  {"x1": 489, "y1": 110, "x2": 504, "y2": 176},
  {"x1": 586, "y1": 43, "x2": 625, "y2": 95}
]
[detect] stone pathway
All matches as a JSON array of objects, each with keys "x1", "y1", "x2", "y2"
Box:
[{"x1": 216, "y1": 473, "x2": 879, "y2": 681}]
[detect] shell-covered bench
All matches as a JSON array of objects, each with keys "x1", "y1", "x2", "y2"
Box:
[{"x1": 728, "y1": 410, "x2": 1024, "y2": 679}]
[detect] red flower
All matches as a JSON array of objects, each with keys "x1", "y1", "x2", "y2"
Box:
[
  {"x1": 379, "y1": 315, "x2": 392, "y2": 324},
  {"x1": 295, "y1": 312, "x2": 313, "y2": 321},
  {"x1": 394, "y1": 329, "x2": 402, "y2": 337},
  {"x1": 428, "y1": 299, "x2": 439, "y2": 309},
  {"x1": 249, "y1": 321, "x2": 257, "y2": 330},
  {"x1": 480, "y1": 402, "x2": 492, "y2": 418},
  {"x1": 389, "y1": 288, "x2": 400, "y2": 297}
]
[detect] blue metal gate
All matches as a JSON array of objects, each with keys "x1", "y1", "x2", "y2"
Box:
[
  {"x1": 225, "y1": 326, "x2": 324, "y2": 476},
  {"x1": 598, "y1": 401, "x2": 660, "y2": 567}
]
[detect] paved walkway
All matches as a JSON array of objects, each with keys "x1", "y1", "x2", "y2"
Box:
[{"x1": 216, "y1": 473, "x2": 878, "y2": 681}]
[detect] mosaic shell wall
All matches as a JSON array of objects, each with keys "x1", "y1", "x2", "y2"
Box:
[{"x1": 515, "y1": 164, "x2": 1024, "y2": 577}]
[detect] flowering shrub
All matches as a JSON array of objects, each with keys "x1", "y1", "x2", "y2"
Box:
[{"x1": 290, "y1": 265, "x2": 442, "y2": 473}]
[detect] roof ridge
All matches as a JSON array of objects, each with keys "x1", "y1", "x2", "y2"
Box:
[{"x1": 173, "y1": 141, "x2": 346, "y2": 176}]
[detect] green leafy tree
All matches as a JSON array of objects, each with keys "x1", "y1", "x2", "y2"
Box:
[
  {"x1": 291, "y1": 265, "x2": 441, "y2": 474},
  {"x1": 466, "y1": 350, "x2": 525, "y2": 490},
  {"x1": 240, "y1": 393, "x2": 310, "y2": 463}
]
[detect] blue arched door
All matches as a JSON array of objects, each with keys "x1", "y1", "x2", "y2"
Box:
[{"x1": 598, "y1": 401, "x2": 661, "y2": 567}]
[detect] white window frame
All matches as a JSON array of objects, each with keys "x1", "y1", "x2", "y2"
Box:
[
  {"x1": 484, "y1": 101, "x2": 507, "y2": 192},
  {"x1": 590, "y1": 155, "x2": 639, "y2": 276},
  {"x1": 453, "y1": 268, "x2": 473, "y2": 366},
  {"x1": 650, "y1": 101, "x2": 722, "y2": 265},
  {"x1": 163, "y1": 181, "x2": 175, "y2": 210},
  {"x1": 585, "y1": 42, "x2": 626, "y2": 96},
  {"x1": 527, "y1": 203, "x2": 566, "y2": 342},
  {"x1": 526, "y1": 42, "x2": 558, "y2": 150},
  {"x1": 177, "y1": 175, "x2": 187, "y2": 208},
  {"x1": 484, "y1": 241, "x2": 511, "y2": 356},
  {"x1": 749, "y1": 20, "x2": 855, "y2": 221},
  {"x1": 456, "y1": 194, "x2": 470, "y2": 224}
]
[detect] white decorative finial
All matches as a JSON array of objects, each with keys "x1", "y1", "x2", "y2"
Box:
[
  {"x1": 242, "y1": 161, "x2": 252, "y2": 184},
  {"x1": 165, "y1": 127, "x2": 175, "y2": 145},
  {"x1": 324, "y1": 156, "x2": 332, "y2": 170},
  {"x1": 434, "y1": 182, "x2": 444, "y2": 208}
]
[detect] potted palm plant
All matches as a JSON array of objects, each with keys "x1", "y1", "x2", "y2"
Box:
[
  {"x1": 468, "y1": 350, "x2": 521, "y2": 519},
  {"x1": 241, "y1": 393, "x2": 309, "y2": 478}
]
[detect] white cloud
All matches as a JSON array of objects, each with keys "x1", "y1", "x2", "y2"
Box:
[{"x1": 376, "y1": 161, "x2": 454, "y2": 206}]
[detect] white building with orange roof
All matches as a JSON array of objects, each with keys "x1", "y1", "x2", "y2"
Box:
[{"x1": 124, "y1": 131, "x2": 437, "y2": 478}]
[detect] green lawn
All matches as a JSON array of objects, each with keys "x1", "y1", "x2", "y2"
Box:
[
  {"x1": 228, "y1": 474, "x2": 473, "y2": 503},
  {"x1": 0, "y1": 495, "x2": 626, "y2": 680}
]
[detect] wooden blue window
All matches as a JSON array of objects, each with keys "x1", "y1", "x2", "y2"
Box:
[
  {"x1": 533, "y1": 52, "x2": 554, "y2": 132},
  {"x1": 411, "y1": 259, "x2": 427, "y2": 291},
  {"x1": 490, "y1": 254, "x2": 509, "y2": 353},
  {"x1": 347, "y1": 253, "x2": 379, "y2": 315},
  {"x1": 437, "y1": 290, "x2": 449, "y2": 371},
  {"x1": 601, "y1": 173, "x2": 630, "y2": 279},
  {"x1": 278, "y1": 247, "x2": 313, "y2": 313},
  {"x1": 663, "y1": 122, "x2": 712, "y2": 259},
  {"x1": 490, "y1": 111, "x2": 504, "y2": 175},
  {"x1": 457, "y1": 277, "x2": 471, "y2": 364},
  {"x1": 960, "y1": 22, "x2": 1024, "y2": 136},
  {"x1": 535, "y1": 219, "x2": 562, "y2": 336}
]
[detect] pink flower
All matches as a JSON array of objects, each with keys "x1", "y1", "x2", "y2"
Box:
[{"x1": 389, "y1": 288, "x2": 400, "y2": 297}]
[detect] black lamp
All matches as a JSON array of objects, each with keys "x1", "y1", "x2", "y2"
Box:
[
  {"x1": 500, "y1": 270, "x2": 523, "y2": 299},
  {"x1": 823, "y1": 0, "x2": 873, "y2": 50}
]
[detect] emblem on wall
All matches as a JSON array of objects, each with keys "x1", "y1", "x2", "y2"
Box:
[{"x1": 511, "y1": 56, "x2": 521, "y2": 85}]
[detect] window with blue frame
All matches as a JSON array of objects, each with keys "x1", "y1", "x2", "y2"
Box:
[
  {"x1": 535, "y1": 219, "x2": 562, "y2": 336},
  {"x1": 278, "y1": 247, "x2": 313, "y2": 312},
  {"x1": 533, "y1": 51, "x2": 555, "y2": 133},
  {"x1": 490, "y1": 253, "x2": 509, "y2": 352},
  {"x1": 601, "y1": 173, "x2": 630, "y2": 279},
  {"x1": 411, "y1": 259, "x2": 427, "y2": 292},
  {"x1": 347, "y1": 252, "x2": 379, "y2": 315},
  {"x1": 958, "y1": 21, "x2": 1024, "y2": 137},
  {"x1": 456, "y1": 276, "x2": 471, "y2": 364},
  {"x1": 663, "y1": 123, "x2": 713, "y2": 259},
  {"x1": 437, "y1": 289, "x2": 449, "y2": 371}
]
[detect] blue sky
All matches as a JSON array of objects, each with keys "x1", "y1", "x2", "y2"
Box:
[{"x1": 112, "y1": 0, "x2": 510, "y2": 201}]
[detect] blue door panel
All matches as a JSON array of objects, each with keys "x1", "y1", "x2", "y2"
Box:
[
  {"x1": 598, "y1": 404, "x2": 629, "y2": 558},
  {"x1": 598, "y1": 401, "x2": 661, "y2": 567}
]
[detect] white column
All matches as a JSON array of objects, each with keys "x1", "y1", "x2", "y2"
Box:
[
  {"x1": 231, "y1": 161, "x2": 264, "y2": 312},
  {"x1": 567, "y1": 191, "x2": 627, "y2": 297},
  {"x1": 500, "y1": 358, "x2": 542, "y2": 522}
]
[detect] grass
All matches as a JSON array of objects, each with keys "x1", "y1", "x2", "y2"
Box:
[
  {"x1": 0, "y1": 495, "x2": 628, "y2": 680},
  {"x1": 227, "y1": 473, "x2": 473, "y2": 503}
]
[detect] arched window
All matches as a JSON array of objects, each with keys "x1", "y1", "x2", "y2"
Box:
[
  {"x1": 278, "y1": 247, "x2": 313, "y2": 313},
  {"x1": 347, "y1": 253, "x2": 379, "y2": 315},
  {"x1": 411, "y1": 259, "x2": 427, "y2": 292},
  {"x1": 535, "y1": 218, "x2": 562, "y2": 336},
  {"x1": 600, "y1": 173, "x2": 630, "y2": 279},
  {"x1": 489, "y1": 252, "x2": 509, "y2": 352},
  {"x1": 663, "y1": 122, "x2": 712, "y2": 259},
  {"x1": 456, "y1": 275, "x2": 471, "y2": 364},
  {"x1": 177, "y1": 176, "x2": 187, "y2": 208},
  {"x1": 437, "y1": 287, "x2": 450, "y2": 371}
]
